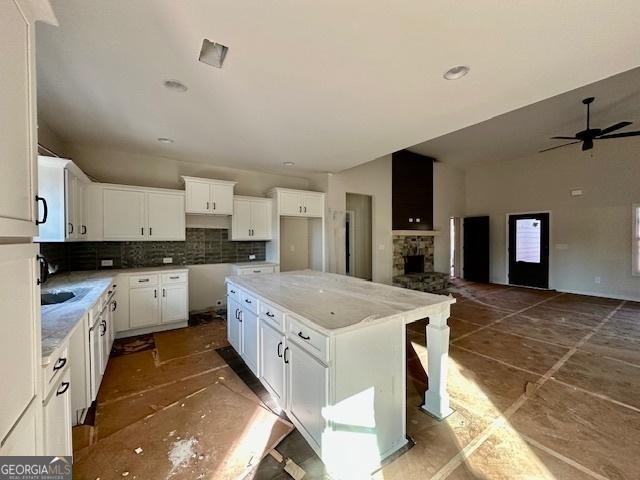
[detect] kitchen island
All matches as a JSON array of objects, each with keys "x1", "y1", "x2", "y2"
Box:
[{"x1": 225, "y1": 270, "x2": 455, "y2": 477}]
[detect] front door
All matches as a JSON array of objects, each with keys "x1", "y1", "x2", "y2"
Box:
[{"x1": 508, "y1": 213, "x2": 550, "y2": 288}]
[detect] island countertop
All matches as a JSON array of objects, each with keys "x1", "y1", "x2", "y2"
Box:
[{"x1": 226, "y1": 270, "x2": 455, "y2": 333}]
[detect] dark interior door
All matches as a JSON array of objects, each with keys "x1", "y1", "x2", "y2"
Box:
[
  {"x1": 508, "y1": 213, "x2": 549, "y2": 288},
  {"x1": 463, "y1": 216, "x2": 490, "y2": 283}
]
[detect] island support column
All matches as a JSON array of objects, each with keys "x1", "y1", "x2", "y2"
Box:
[{"x1": 421, "y1": 306, "x2": 454, "y2": 419}]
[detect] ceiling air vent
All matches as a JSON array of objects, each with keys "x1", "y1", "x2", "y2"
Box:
[{"x1": 199, "y1": 39, "x2": 228, "y2": 68}]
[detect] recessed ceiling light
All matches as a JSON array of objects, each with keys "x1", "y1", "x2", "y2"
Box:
[
  {"x1": 199, "y1": 39, "x2": 229, "y2": 69},
  {"x1": 283, "y1": 161, "x2": 295, "y2": 167},
  {"x1": 443, "y1": 65, "x2": 470, "y2": 80},
  {"x1": 157, "y1": 137, "x2": 174, "y2": 144},
  {"x1": 163, "y1": 79, "x2": 188, "y2": 92}
]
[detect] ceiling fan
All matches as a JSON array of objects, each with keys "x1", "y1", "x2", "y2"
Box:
[{"x1": 540, "y1": 97, "x2": 640, "y2": 153}]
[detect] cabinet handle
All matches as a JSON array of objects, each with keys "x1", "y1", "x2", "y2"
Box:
[
  {"x1": 304, "y1": 206, "x2": 307, "y2": 213},
  {"x1": 230, "y1": 289, "x2": 236, "y2": 294},
  {"x1": 112, "y1": 300, "x2": 117, "y2": 311},
  {"x1": 162, "y1": 288, "x2": 166, "y2": 297},
  {"x1": 213, "y1": 202, "x2": 216, "y2": 210},
  {"x1": 56, "y1": 381, "x2": 70, "y2": 396},
  {"x1": 154, "y1": 289, "x2": 157, "y2": 298},
  {"x1": 253, "y1": 270, "x2": 261, "y2": 273},
  {"x1": 53, "y1": 357, "x2": 67, "y2": 372},
  {"x1": 298, "y1": 332, "x2": 310, "y2": 341},
  {"x1": 141, "y1": 227, "x2": 144, "y2": 235},
  {"x1": 299, "y1": 206, "x2": 302, "y2": 213},
  {"x1": 68, "y1": 223, "x2": 74, "y2": 234},
  {"x1": 284, "y1": 347, "x2": 289, "y2": 364},
  {"x1": 248, "y1": 229, "x2": 251, "y2": 236},
  {"x1": 100, "y1": 321, "x2": 107, "y2": 336},
  {"x1": 245, "y1": 298, "x2": 252, "y2": 304},
  {"x1": 235, "y1": 308, "x2": 239, "y2": 320},
  {"x1": 149, "y1": 227, "x2": 153, "y2": 236},
  {"x1": 206, "y1": 201, "x2": 210, "y2": 210},
  {"x1": 277, "y1": 341, "x2": 283, "y2": 358},
  {"x1": 82, "y1": 225, "x2": 87, "y2": 235},
  {"x1": 169, "y1": 276, "x2": 180, "y2": 279},
  {"x1": 265, "y1": 311, "x2": 274, "y2": 318},
  {"x1": 138, "y1": 279, "x2": 149, "y2": 283},
  {"x1": 37, "y1": 255, "x2": 49, "y2": 285},
  {"x1": 35, "y1": 195, "x2": 48, "y2": 225}
]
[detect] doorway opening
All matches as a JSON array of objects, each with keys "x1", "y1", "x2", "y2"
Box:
[
  {"x1": 507, "y1": 212, "x2": 550, "y2": 289},
  {"x1": 449, "y1": 217, "x2": 461, "y2": 278},
  {"x1": 345, "y1": 193, "x2": 372, "y2": 280}
]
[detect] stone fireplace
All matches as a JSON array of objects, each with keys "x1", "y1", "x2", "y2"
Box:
[{"x1": 392, "y1": 234, "x2": 450, "y2": 293}]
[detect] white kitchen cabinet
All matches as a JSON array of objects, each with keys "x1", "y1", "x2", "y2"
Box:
[
  {"x1": 231, "y1": 262, "x2": 279, "y2": 275},
  {"x1": 102, "y1": 185, "x2": 185, "y2": 241},
  {"x1": 259, "y1": 321, "x2": 285, "y2": 404},
  {"x1": 0, "y1": 244, "x2": 40, "y2": 443},
  {"x1": 147, "y1": 192, "x2": 185, "y2": 240},
  {"x1": 227, "y1": 297, "x2": 243, "y2": 354},
  {"x1": 129, "y1": 287, "x2": 160, "y2": 328},
  {"x1": 88, "y1": 314, "x2": 103, "y2": 401},
  {"x1": 242, "y1": 309, "x2": 259, "y2": 375},
  {"x1": 231, "y1": 196, "x2": 273, "y2": 240},
  {"x1": 270, "y1": 188, "x2": 325, "y2": 218},
  {"x1": 35, "y1": 157, "x2": 92, "y2": 242},
  {"x1": 0, "y1": 399, "x2": 39, "y2": 456},
  {"x1": 286, "y1": 341, "x2": 329, "y2": 447},
  {"x1": 42, "y1": 370, "x2": 72, "y2": 457},
  {"x1": 162, "y1": 283, "x2": 188, "y2": 323},
  {"x1": 182, "y1": 176, "x2": 237, "y2": 215},
  {"x1": 103, "y1": 187, "x2": 146, "y2": 240},
  {"x1": 0, "y1": 0, "x2": 39, "y2": 238}
]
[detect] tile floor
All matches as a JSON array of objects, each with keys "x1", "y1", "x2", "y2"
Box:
[{"x1": 74, "y1": 283, "x2": 640, "y2": 479}]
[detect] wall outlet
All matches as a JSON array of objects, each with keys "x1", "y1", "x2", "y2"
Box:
[
  {"x1": 290, "y1": 245, "x2": 296, "y2": 252},
  {"x1": 594, "y1": 276, "x2": 601, "y2": 284},
  {"x1": 570, "y1": 189, "x2": 584, "y2": 197},
  {"x1": 249, "y1": 254, "x2": 256, "y2": 260},
  {"x1": 163, "y1": 257, "x2": 173, "y2": 264},
  {"x1": 101, "y1": 259, "x2": 114, "y2": 267}
]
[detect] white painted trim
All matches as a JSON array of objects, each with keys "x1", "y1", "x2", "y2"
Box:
[
  {"x1": 505, "y1": 211, "x2": 553, "y2": 289},
  {"x1": 632, "y1": 204, "x2": 640, "y2": 277},
  {"x1": 554, "y1": 288, "x2": 639, "y2": 303},
  {"x1": 345, "y1": 209, "x2": 356, "y2": 277}
]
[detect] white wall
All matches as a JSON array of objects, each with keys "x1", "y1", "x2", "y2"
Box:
[
  {"x1": 465, "y1": 137, "x2": 640, "y2": 300},
  {"x1": 433, "y1": 162, "x2": 466, "y2": 274},
  {"x1": 346, "y1": 193, "x2": 373, "y2": 280}
]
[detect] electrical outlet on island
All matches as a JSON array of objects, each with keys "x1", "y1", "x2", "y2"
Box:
[
  {"x1": 249, "y1": 254, "x2": 256, "y2": 261},
  {"x1": 163, "y1": 257, "x2": 173, "y2": 264}
]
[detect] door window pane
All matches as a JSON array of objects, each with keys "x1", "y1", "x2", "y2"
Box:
[{"x1": 516, "y1": 219, "x2": 541, "y2": 263}]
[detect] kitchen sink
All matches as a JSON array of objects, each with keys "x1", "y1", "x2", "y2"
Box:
[{"x1": 41, "y1": 291, "x2": 76, "y2": 305}]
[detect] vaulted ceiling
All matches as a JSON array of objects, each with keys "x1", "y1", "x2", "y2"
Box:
[{"x1": 37, "y1": 1, "x2": 640, "y2": 173}]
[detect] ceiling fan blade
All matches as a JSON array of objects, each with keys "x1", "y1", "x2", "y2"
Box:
[
  {"x1": 582, "y1": 138, "x2": 593, "y2": 151},
  {"x1": 551, "y1": 136, "x2": 577, "y2": 140},
  {"x1": 539, "y1": 141, "x2": 580, "y2": 153},
  {"x1": 598, "y1": 131, "x2": 640, "y2": 139},
  {"x1": 598, "y1": 121, "x2": 632, "y2": 136}
]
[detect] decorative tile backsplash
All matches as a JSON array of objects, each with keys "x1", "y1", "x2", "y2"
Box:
[{"x1": 39, "y1": 228, "x2": 266, "y2": 272}]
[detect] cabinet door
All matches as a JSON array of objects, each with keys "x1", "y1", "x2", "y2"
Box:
[
  {"x1": 287, "y1": 341, "x2": 328, "y2": 446},
  {"x1": 279, "y1": 191, "x2": 302, "y2": 216},
  {"x1": 0, "y1": 0, "x2": 37, "y2": 236},
  {"x1": 0, "y1": 244, "x2": 39, "y2": 442},
  {"x1": 185, "y1": 180, "x2": 211, "y2": 214},
  {"x1": 64, "y1": 171, "x2": 78, "y2": 239},
  {"x1": 147, "y1": 192, "x2": 185, "y2": 240},
  {"x1": 231, "y1": 198, "x2": 252, "y2": 240},
  {"x1": 211, "y1": 183, "x2": 234, "y2": 215},
  {"x1": 103, "y1": 188, "x2": 146, "y2": 239},
  {"x1": 241, "y1": 309, "x2": 259, "y2": 375},
  {"x1": 89, "y1": 321, "x2": 103, "y2": 401},
  {"x1": 227, "y1": 298, "x2": 242, "y2": 354},
  {"x1": 100, "y1": 314, "x2": 110, "y2": 374},
  {"x1": 161, "y1": 284, "x2": 188, "y2": 323},
  {"x1": 251, "y1": 200, "x2": 272, "y2": 239},
  {"x1": 77, "y1": 181, "x2": 87, "y2": 239},
  {"x1": 303, "y1": 194, "x2": 324, "y2": 217},
  {"x1": 259, "y1": 322, "x2": 284, "y2": 403},
  {"x1": 130, "y1": 287, "x2": 160, "y2": 328},
  {"x1": 0, "y1": 399, "x2": 38, "y2": 456},
  {"x1": 43, "y1": 371, "x2": 72, "y2": 457}
]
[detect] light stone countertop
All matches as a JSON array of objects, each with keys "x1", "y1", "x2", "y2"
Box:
[
  {"x1": 226, "y1": 270, "x2": 455, "y2": 334},
  {"x1": 41, "y1": 266, "x2": 189, "y2": 365}
]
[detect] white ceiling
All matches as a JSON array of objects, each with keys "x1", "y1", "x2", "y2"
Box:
[
  {"x1": 410, "y1": 67, "x2": 640, "y2": 168},
  {"x1": 37, "y1": 1, "x2": 640, "y2": 174}
]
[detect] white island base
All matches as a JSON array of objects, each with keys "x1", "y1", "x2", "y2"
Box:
[{"x1": 225, "y1": 271, "x2": 455, "y2": 478}]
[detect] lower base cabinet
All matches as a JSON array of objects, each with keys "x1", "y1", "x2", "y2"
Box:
[
  {"x1": 43, "y1": 369, "x2": 72, "y2": 457},
  {"x1": 129, "y1": 286, "x2": 160, "y2": 328},
  {"x1": 259, "y1": 321, "x2": 285, "y2": 403},
  {"x1": 0, "y1": 400, "x2": 40, "y2": 456},
  {"x1": 227, "y1": 298, "x2": 242, "y2": 354}
]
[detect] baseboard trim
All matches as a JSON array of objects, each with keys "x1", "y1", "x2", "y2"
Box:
[
  {"x1": 115, "y1": 320, "x2": 189, "y2": 339},
  {"x1": 553, "y1": 288, "x2": 640, "y2": 303}
]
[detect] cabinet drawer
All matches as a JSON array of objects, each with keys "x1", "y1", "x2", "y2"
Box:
[
  {"x1": 129, "y1": 274, "x2": 159, "y2": 288},
  {"x1": 240, "y1": 290, "x2": 258, "y2": 315},
  {"x1": 162, "y1": 272, "x2": 187, "y2": 284},
  {"x1": 259, "y1": 301, "x2": 284, "y2": 331},
  {"x1": 43, "y1": 345, "x2": 69, "y2": 397},
  {"x1": 238, "y1": 266, "x2": 275, "y2": 275},
  {"x1": 288, "y1": 315, "x2": 328, "y2": 362},
  {"x1": 227, "y1": 283, "x2": 240, "y2": 303}
]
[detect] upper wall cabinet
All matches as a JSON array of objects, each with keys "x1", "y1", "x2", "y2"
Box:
[
  {"x1": 182, "y1": 177, "x2": 236, "y2": 215},
  {"x1": 102, "y1": 185, "x2": 185, "y2": 241},
  {"x1": 0, "y1": 1, "x2": 39, "y2": 238},
  {"x1": 35, "y1": 157, "x2": 91, "y2": 242},
  {"x1": 271, "y1": 188, "x2": 325, "y2": 218},
  {"x1": 231, "y1": 196, "x2": 273, "y2": 241}
]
